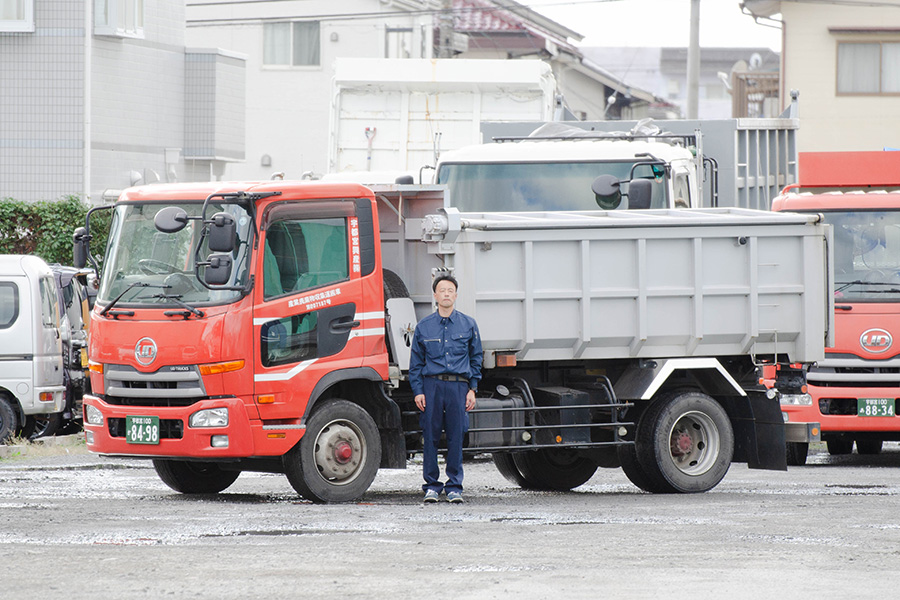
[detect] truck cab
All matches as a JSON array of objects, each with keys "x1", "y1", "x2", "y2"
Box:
[
  {"x1": 0, "y1": 255, "x2": 66, "y2": 441},
  {"x1": 435, "y1": 136, "x2": 698, "y2": 212},
  {"x1": 772, "y1": 151, "x2": 900, "y2": 463}
]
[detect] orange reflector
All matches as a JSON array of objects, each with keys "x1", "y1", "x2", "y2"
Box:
[
  {"x1": 496, "y1": 353, "x2": 517, "y2": 368},
  {"x1": 199, "y1": 360, "x2": 245, "y2": 376},
  {"x1": 812, "y1": 428, "x2": 820, "y2": 437},
  {"x1": 555, "y1": 435, "x2": 562, "y2": 443},
  {"x1": 88, "y1": 361, "x2": 104, "y2": 374},
  {"x1": 267, "y1": 433, "x2": 286, "y2": 439},
  {"x1": 801, "y1": 385, "x2": 808, "y2": 393},
  {"x1": 258, "y1": 395, "x2": 275, "y2": 405}
]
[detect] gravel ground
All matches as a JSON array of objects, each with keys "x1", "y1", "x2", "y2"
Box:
[{"x1": 2, "y1": 440, "x2": 900, "y2": 599}]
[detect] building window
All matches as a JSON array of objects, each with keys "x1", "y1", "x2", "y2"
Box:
[
  {"x1": 386, "y1": 27, "x2": 414, "y2": 58},
  {"x1": 837, "y1": 42, "x2": 900, "y2": 94},
  {"x1": 264, "y1": 21, "x2": 321, "y2": 67},
  {"x1": 94, "y1": 0, "x2": 144, "y2": 38},
  {"x1": 0, "y1": 0, "x2": 34, "y2": 32}
]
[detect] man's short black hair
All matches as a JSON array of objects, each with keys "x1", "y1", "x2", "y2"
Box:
[{"x1": 432, "y1": 273, "x2": 458, "y2": 292}]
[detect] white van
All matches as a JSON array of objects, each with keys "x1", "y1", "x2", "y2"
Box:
[{"x1": 0, "y1": 255, "x2": 66, "y2": 442}]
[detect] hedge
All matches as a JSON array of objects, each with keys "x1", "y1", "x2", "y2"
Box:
[{"x1": 0, "y1": 195, "x2": 111, "y2": 267}]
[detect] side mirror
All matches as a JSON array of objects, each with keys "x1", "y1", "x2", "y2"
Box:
[
  {"x1": 155, "y1": 206, "x2": 189, "y2": 233},
  {"x1": 204, "y1": 253, "x2": 233, "y2": 286},
  {"x1": 592, "y1": 175, "x2": 622, "y2": 210},
  {"x1": 627, "y1": 179, "x2": 653, "y2": 210},
  {"x1": 73, "y1": 227, "x2": 88, "y2": 269},
  {"x1": 208, "y1": 212, "x2": 236, "y2": 253}
]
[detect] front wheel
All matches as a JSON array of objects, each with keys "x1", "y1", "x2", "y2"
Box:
[
  {"x1": 284, "y1": 399, "x2": 381, "y2": 503},
  {"x1": 786, "y1": 442, "x2": 809, "y2": 466},
  {"x1": 856, "y1": 439, "x2": 883, "y2": 455},
  {"x1": 635, "y1": 390, "x2": 734, "y2": 494},
  {"x1": 153, "y1": 460, "x2": 241, "y2": 494}
]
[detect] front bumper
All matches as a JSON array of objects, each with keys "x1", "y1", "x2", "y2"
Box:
[
  {"x1": 82, "y1": 394, "x2": 302, "y2": 459},
  {"x1": 782, "y1": 385, "x2": 900, "y2": 434}
]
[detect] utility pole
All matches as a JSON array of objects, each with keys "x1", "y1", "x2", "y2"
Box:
[
  {"x1": 686, "y1": 0, "x2": 700, "y2": 119},
  {"x1": 438, "y1": 0, "x2": 454, "y2": 58}
]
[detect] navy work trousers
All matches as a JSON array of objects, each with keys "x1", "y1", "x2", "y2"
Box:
[{"x1": 420, "y1": 377, "x2": 468, "y2": 494}]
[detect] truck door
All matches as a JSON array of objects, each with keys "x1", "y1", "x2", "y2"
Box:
[
  {"x1": 36, "y1": 274, "x2": 63, "y2": 390},
  {"x1": 251, "y1": 199, "x2": 373, "y2": 421}
]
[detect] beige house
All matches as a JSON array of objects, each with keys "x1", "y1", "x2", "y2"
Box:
[{"x1": 744, "y1": 0, "x2": 900, "y2": 152}]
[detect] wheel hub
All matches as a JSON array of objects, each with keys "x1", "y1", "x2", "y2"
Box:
[
  {"x1": 672, "y1": 429, "x2": 694, "y2": 456},
  {"x1": 313, "y1": 421, "x2": 365, "y2": 485}
]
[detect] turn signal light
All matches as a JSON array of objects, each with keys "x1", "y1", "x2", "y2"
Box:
[
  {"x1": 496, "y1": 353, "x2": 517, "y2": 368},
  {"x1": 38, "y1": 392, "x2": 54, "y2": 402},
  {"x1": 88, "y1": 361, "x2": 104, "y2": 374},
  {"x1": 267, "y1": 432, "x2": 286, "y2": 439},
  {"x1": 199, "y1": 360, "x2": 245, "y2": 376},
  {"x1": 258, "y1": 395, "x2": 275, "y2": 404}
]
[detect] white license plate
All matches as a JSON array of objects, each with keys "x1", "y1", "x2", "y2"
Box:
[{"x1": 126, "y1": 415, "x2": 160, "y2": 444}]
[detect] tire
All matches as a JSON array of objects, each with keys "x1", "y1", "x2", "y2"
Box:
[
  {"x1": 152, "y1": 460, "x2": 241, "y2": 494},
  {"x1": 284, "y1": 399, "x2": 381, "y2": 503},
  {"x1": 786, "y1": 442, "x2": 809, "y2": 466},
  {"x1": 826, "y1": 438, "x2": 853, "y2": 455},
  {"x1": 618, "y1": 442, "x2": 671, "y2": 493},
  {"x1": 856, "y1": 439, "x2": 883, "y2": 455},
  {"x1": 383, "y1": 269, "x2": 410, "y2": 301},
  {"x1": 635, "y1": 390, "x2": 734, "y2": 494},
  {"x1": 511, "y1": 448, "x2": 598, "y2": 491},
  {"x1": 0, "y1": 396, "x2": 18, "y2": 444},
  {"x1": 21, "y1": 412, "x2": 64, "y2": 440},
  {"x1": 492, "y1": 452, "x2": 536, "y2": 488}
]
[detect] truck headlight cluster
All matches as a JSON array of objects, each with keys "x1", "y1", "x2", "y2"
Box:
[
  {"x1": 189, "y1": 407, "x2": 229, "y2": 428},
  {"x1": 779, "y1": 393, "x2": 813, "y2": 406},
  {"x1": 85, "y1": 405, "x2": 104, "y2": 426}
]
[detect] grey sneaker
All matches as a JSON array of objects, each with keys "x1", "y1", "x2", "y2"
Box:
[
  {"x1": 423, "y1": 489, "x2": 440, "y2": 503},
  {"x1": 447, "y1": 491, "x2": 464, "y2": 504}
]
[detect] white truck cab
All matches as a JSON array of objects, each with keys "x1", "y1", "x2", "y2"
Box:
[
  {"x1": 434, "y1": 134, "x2": 699, "y2": 212},
  {"x1": 0, "y1": 255, "x2": 66, "y2": 441}
]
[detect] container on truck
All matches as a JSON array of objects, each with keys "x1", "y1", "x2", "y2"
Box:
[
  {"x1": 773, "y1": 151, "x2": 900, "y2": 464},
  {"x1": 73, "y1": 179, "x2": 829, "y2": 501},
  {"x1": 0, "y1": 255, "x2": 67, "y2": 441},
  {"x1": 328, "y1": 58, "x2": 556, "y2": 177}
]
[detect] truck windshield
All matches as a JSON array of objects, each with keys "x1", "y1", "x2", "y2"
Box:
[
  {"x1": 824, "y1": 210, "x2": 900, "y2": 302},
  {"x1": 437, "y1": 161, "x2": 667, "y2": 212},
  {"x1": 97, "y1": 202, "x2": 253, "y2": 307}
]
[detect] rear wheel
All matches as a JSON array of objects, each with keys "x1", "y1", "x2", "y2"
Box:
[
  {"x1": 284, "y1": 399, "x2": 381, "y2": 503},
  {"x1": 786, "y1": 442, "x2": 809, "y2": 466},
  {"x1": 511, "y1": 448, "x2": 598, "y2": 491},
  {"x1": 21, "y1": 412, "x2": 63, "y2": 440},
  {"x1": 0, "y1": 397, "x2": 18, "y2": 443},
  {"x1": 153, "y1": 460, "x2": 240, "y2": 494},
  {"x1": 634, "y1": 390, "x2": 734, "y2": 494},
  {"x1": 492, "y1": 452, "x2": 537, "y2": 488}
]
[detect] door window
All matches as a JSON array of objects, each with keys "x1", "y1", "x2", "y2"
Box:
[
  {"x1": 263, "y1": 217, "x2": 348, "y2": 299},
  {"x1": 38, "y1": 276, "x2": 59, "y2": 329}
]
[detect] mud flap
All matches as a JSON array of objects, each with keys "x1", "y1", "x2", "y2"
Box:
[{"x1": 720, "y1": 392, "x2": 787, "y2": 471}]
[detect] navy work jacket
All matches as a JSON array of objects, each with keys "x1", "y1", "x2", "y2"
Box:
[{"x1": 409, "y1": 309, "x2": 483, "y2": 396}]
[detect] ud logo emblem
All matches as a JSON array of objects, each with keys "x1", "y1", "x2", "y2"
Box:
[
  {"x1": 135, "y1": 337, "x2": 158, "y2": 366},
  {"x1": 860, "y1": 328, "x2": 892, "y2": 354}
]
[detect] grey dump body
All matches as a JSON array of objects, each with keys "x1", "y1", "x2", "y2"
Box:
[{"x1": 375, "y1": 185, "x2": 833, "y2": 370}]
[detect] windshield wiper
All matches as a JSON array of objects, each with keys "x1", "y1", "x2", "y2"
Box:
[
  {"x1": 147, "y1": 293, "x2": 205, "y2": 318},
  {"x1": 836, "y1": 280, "x2": 900, "y2": 293},
  {"x1": 100, "y1": 282, "x2": 170, "y2": 317}
]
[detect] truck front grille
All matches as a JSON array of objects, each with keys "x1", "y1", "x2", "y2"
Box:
[
  {"x1": 807, "y1": 353, "x2": 900, "y2": 388},
  {"x1": 103, "y1": 364, "x2": 206, "y2": 407}
]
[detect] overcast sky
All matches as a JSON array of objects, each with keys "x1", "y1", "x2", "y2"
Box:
[{"x1": 520, "y1": 0, "x2": 783, "y2": 50}]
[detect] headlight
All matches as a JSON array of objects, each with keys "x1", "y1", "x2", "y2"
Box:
[
  {"x1": 780, "y1": 393, "x2": 813, "y2": 406},
  {"x1": 189, "y1": 407, "x2": 229, "y2": 428},
  {"x1": 85, "y1": 404, "x2": 104, "y2": 426}
]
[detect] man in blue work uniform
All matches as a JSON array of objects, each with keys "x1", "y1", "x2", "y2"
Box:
[{"x1": 409, "y1": 273, "x2": 483, "y2": 504}]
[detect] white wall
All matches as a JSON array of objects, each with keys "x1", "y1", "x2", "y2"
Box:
[{"x1": 782, "y1": 4, "x2": 900, "y2": 152}]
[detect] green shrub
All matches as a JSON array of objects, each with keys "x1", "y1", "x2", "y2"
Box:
[{"x1": 0, "y1": 195, "x2": 111, "y2": 267}]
